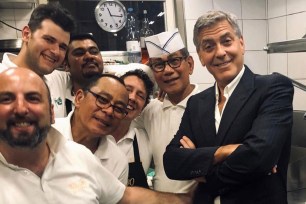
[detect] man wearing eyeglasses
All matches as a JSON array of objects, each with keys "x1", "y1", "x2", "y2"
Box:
[
  {"x1": 52, "y1": 74, "x2": 129, "y2": 185},
  {"x1": 133, "y1": 29, "x2": 198, "y2": 193}
]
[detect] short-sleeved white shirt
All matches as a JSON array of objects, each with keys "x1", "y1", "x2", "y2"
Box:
[
  {"x1": 110, "y1": 125, "x2": 152, "y2": 174},
  {"x1": 0, "y1": 52, "x2": 70, "y2": 118},
  {"x1": 53, "y1": 111, "x2": 129, "y2": 185},
  {"x1": 135, "y1": 84, "x2": 199, "y2": 193},
  {"x1": 0, "y1": 127, "x2": 125, "y2": 204}
]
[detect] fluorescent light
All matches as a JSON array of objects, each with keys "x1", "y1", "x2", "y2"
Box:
[
  {"x1": 149, "y1": 21, "x2": 154, "y2": 25},
  {"x1": 157, "y1": 12, "x2": 164, "y2": 17}
]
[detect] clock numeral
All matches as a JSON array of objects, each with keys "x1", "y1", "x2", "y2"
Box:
[
  {"x1": 105, "y1": 23, "x2": 108, "y2": 26},
  {"x1": 99, "y1": 13, "x2": 102, "y2": 17},
  {"x1": 100, "y1": 19, "x2": 104, "y2": 23},
  {"x1": 110, "y1": 25, "x2": 113, "y2": 28},
  {"x1": 109, "y1": 2, "x2": 113, "y2": 6},
  {"x1": 115, "y1": 23, "x2": 118, "y2": 27},
  {"x1": 119, "y1": 20, "x2": 121, "y2": 23},
  {"x1": 100, "y1": 7, "x2": 104, "y2": 11}
]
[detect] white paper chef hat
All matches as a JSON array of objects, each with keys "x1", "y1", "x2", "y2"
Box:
[{"x1": 145, "y1": 28, "x2": 185, "y2": 58}]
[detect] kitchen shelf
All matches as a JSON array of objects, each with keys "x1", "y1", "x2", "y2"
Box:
[{"x1": 264, "y1": 38, "x2": 306, "y2": 53}]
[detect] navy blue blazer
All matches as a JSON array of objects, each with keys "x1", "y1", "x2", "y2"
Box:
[{"x1": 164, "y1": 66, "x2": 294, "y2": 204}]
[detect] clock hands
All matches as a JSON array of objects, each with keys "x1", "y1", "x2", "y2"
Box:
[
  {"x1": 111, "y1": 14, "x2": 123, "y2": 17},
  {"x1": 107, "y1": 7, "x2": 122, "y2": 18}
]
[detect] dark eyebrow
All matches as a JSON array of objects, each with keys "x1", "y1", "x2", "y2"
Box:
[{"x1": 0, "y1": 91, "x2": 14, "y2": 97}]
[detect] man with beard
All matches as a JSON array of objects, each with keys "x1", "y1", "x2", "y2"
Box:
[
  {"x1": 63, "y1": 33, "x2": 104, "y2": 114},
  {"x1": 0, "y1": 3, "x2": 75, "y2": 118},
  {"x1": 0, "y1": 67, "x2": 124, "y2": 203},
  {"x1": 0, "y1": 68, "x2": 192, "y2": 204}
]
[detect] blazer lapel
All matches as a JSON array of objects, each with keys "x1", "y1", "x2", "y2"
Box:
[
  {"x1": 215, "y1": 67, "x2": 256, "y2": 145},
  {"x1": 199, "y1": 87, "x2": 217, "y2": 146}
]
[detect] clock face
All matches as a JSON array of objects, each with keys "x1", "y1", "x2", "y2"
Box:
[{"x1": 95, "y1": 0, "x2": 127, "y2": 33}]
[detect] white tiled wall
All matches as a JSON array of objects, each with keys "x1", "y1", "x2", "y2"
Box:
[
  {"x1": 0, "y1": 8, "x2": 32, "y2": 39},
  {"x1": 183, "y1": 0, "x2": 306, "y2": 110},
  {"x1": 267, "y1": 0, "x2": 306, "y2": 110}
]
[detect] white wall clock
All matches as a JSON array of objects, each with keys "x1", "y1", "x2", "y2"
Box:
[{"x1": 94, "y1": 0, "x2": 127, "y2": 32}]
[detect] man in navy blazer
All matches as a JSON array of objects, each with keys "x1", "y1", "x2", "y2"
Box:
[{"x1": 163, "y1": 10, "x2": 294, "y2": 204}]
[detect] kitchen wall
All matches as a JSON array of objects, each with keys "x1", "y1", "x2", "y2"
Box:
[
  {"x1": 0, "y1": 8, "x2": 32, "y2": 39},
  {"x1": 183, "y1": 0, "x2": 306, "y2": 110}
]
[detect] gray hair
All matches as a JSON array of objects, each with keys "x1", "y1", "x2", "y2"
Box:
[{"x1": 193, "y1": 10, "x2": 242, "y2": 51}]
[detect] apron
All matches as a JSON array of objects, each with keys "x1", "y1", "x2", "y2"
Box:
[{"x1": 127, "y1": 135, "x2": 149, "y2": 188}]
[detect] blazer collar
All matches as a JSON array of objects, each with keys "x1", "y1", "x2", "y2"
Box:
[{"x1": 215, "y1": 66, "x2": 256, "y2": 144}]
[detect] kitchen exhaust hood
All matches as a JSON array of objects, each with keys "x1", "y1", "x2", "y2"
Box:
[
  {"x1": 0, "y1": 0, "x2": 37, "y2": 9},
  {"x1": 264, "y1": 35, "x2": 306, "y2": 53},
  {"x1": 0, "y1": 39, "x2": 22, "y2": 52}
]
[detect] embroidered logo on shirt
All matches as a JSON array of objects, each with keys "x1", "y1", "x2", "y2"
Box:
[
  {"x1": 54, "y1": 97, "x2": 63, "y2": 106},
  {"x1": 68, "y1": 178, "x2": 89, "y2": 194}
]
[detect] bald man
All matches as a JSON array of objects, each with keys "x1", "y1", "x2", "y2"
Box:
[{"x1": 0, "y1": 68, "x2": 192, "y2": 204}]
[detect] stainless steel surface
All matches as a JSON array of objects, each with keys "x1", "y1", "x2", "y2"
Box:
[
  {"x1": 288, "y1": 110, "x2": 306, "y2": 204},
  {"x1": 0, "y1": 0, "x2": 37, "y2": 9},
  {"x1": 264, "y1": 37, "x2": 306, "y2": 53},
  {"x1": 0, "y1": 39, "x2": 22, "y2": 52}
]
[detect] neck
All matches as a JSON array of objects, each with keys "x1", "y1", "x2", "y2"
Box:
[
  {"x1": 71, "y1": 82, "x2": 83, "y2": 96},
  {"x1": 0, "y1": 139, "x2": 50, "y2": 177},
  {"x1": 12, "y1": 49, "x2": 44, "y2": 78},
  {"x1": 168, "y1": 84, "x2": 195, "y2": 105},
  {"x1": 71, "y1": 113, "x2": 100, "y2": 153},
  {"x1": 111, "y1": 119, "x2": 131, "y2": 142}
]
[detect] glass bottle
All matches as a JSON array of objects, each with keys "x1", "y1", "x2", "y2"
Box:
[
  {"x1": 126, "y1": 7, "x2": 141, "y2": 63},
  {"x1": 140, "y1": 10, "x2": 154, "y2": 64}
]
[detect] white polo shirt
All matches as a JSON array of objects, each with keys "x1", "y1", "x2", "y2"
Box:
[
  {"x1": 135, "y1": 84, "x2": 199, "y2": 193},
  {"x1": 110, "y1": 125, "x2": 152, "y2": 174},
  {"x1": 53, "y1": 111, "x2": 129, "y2": 185},
  {"x1": 0, "y1": 127, "x2": 125, "y2": 204},
  {"x1": 0, "y1": 52, "x2": 70, "y2": 118}
]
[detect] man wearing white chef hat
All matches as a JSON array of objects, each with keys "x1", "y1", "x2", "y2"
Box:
[{"x1": 133, "y1": 29, "x2": 198, "y2": 193}]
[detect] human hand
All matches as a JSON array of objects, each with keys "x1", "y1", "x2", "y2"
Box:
[
  {"x1": 213, "y1": 144, "x2": 241, "y2": 164},
  {"x1": 180, "y1": 136, "x2": 196, "y2": 149},
  {"x1": 268, "y1": 165, "x2": 277, "y2": 175}
]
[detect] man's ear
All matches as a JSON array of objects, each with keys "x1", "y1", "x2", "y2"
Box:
[
  {"x1": 22, "y1": 26, "x2": 31, "y2": 42},
  {"x1": 186, "y1": 56, "x2": 194, "y2": 75},
  {"x1": 50, "y1": 104, "x2": 55, "y2": 124},
  {"x1": 63, "y1": 60, "x2": 70, "y2": 72},
  {"x1": 74, "y1": 89, "x2": 86, "y2": 108}
]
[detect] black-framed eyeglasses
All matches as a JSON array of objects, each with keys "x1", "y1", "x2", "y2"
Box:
[
  {"x1": 150, "y1": 56, "x2": 187, "y2": 72},
  {"x1": 87, "y1": 90, "x2": 128, "y2": 119}
]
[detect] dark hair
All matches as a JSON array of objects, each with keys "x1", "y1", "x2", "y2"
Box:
[
  {"x1": 120, "y1": 69, "x2": 154, "y2": 106},
  {"x1": 180, "y1": 47, "x2": 190, "y2": 57},
  {"x1": 28, "y1": 3, "x2": 75, "y2": 33},
  {"x1": 69, "y1": 33, "x2": 98, "y2": 44},
  {"x1": 83, "y1": 73, "x2": 125, "y2": 91}
]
